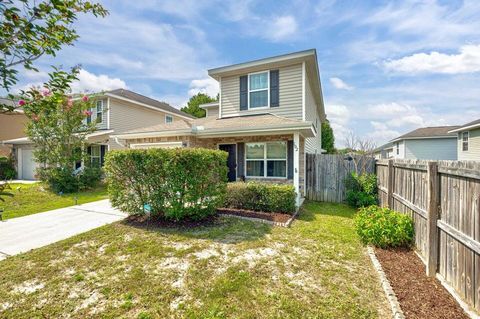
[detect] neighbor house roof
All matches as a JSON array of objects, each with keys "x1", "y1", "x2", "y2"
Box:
[
  {"x1": 104, "y1": 89, "x2": 195, "y2": 120},
  {"x1": 448, "y1": 118, "x2": 480, "y2": 133},
  {"x1": 391, "y1": 126, "x2": 460, "y2": 142},
  {"x1": 113, "y1": 113, "x2": 315, "y2": 139},
  {"x1": 207, "y1": 49, "x2": 326, "y2": 121}
]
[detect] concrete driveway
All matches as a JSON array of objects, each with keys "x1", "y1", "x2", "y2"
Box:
[{"x1": 0, "y1": 199, "x2": 127, "y2": 260}]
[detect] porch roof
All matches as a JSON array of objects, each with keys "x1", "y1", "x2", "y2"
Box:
[{"x1": 112, "y1": 114, "x2": 316, "y2": 139}]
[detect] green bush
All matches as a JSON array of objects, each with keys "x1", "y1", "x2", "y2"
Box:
[
  {"x1": 38, "y1": 166, "x2": 102, "y2": 193},
  {"x1": 0, "y1": 156, "x2": 16, "y2": 180},
  {"x1": 224, "y1": 182, "x2": 296, "y2": 214},
  {"x1": 354, "y1": 205, "x2": 414, "y2": 248},
  {"x1": 105, "y1": 148, "x2": 228, "y2": 221},
  {"x1": 345, "y1": 172, "x2": 378, "y2": 208}
]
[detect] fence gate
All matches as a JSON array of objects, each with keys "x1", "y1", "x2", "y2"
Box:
[{"x1": 305, "y1": 154, "x2": 375, "y2": 203}]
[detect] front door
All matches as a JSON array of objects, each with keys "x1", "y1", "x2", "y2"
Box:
[{"x1": 219, "y1": 144, "x2": 237, "y2": 182}]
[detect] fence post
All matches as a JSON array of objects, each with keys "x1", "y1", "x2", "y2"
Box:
[
  {"x1": 387, "y1": 159, "x2": 394, "y2": 208},
  {"x1": 426, "y1": 161, "x2": 439, "y2": 277}
]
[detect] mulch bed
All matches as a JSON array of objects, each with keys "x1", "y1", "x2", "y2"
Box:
[
  {"x1": 217, "y1": 208, "x2": 292, "y2": 223},
  {"x1": 375, "y1": 247, "x2": 469, "y2": 319}
]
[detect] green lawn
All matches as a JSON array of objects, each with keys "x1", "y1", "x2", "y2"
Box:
[
  {"x1": 0, "y1": 183, "x2": 108, "y2": 220},
  {"x1": 0, "y1": 201, "x2": 389, "y2": 318}
]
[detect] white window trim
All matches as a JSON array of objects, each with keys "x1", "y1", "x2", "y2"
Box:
[
  {"x1": 245, "y1": 141, "x2": 287, "y2": 179},
  {"x1": 90, "y1": 145, "x2": 101, "y2": 166},
  {"x1": 247, "y1": 70, "x2": 270, "y2": 110},
  {"x1": 165, "y1": 114, "x2": 173, "y2": 124},
  {"x1": 462, "y1": 131, "x2": 469, "y2": 151},
  {"x1": 96, "y1": 100, "x2": 103, "y2": 123}
]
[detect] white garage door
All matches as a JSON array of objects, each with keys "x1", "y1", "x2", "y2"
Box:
[{"x1": 21, "y1": 149, "x2": 36, "y2": 180}]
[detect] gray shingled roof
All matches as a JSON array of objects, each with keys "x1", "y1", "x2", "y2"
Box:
[
  {"x1": 107, "y1": 89, "x2": 194, "y2": 119},
  {"x1": 392, "y1": 126, "x2": 460, "y2": 141},
  {"x1": 455, "y1": 118, "x2": 480, "y2": 130}
]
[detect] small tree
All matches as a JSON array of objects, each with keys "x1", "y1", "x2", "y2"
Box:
[
  {"x1": 0, "y1": 0, "x2": 108, "y2": 112},
  {"x1": 180, "y1": 93, "x2": 217, "y2": 118},
  {"x1": 20, "y1": 67, "x2": 101, "y2": 192},
  {"x1": 321, "y1": 119, "x2": 335, "y2": 154},
  {"x1": 344, "y1": 132, "x2": 376, "y2": 175}
]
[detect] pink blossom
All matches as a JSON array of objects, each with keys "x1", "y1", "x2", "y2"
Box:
[
  {"x1": 18, "y1": 100, "x2": 26, "y2": 106},
  {"x1": 83, "y1": 110, "x2": 93, "y2": 116},
  {"x1": 42, "y1": 88, "x2": 51, "y2": 96},
  {"x1": 32, "y1": 114, "x2": 39, "y2": 121},
  {"x1": 82, "y1": 95, "x2": 89, "y2": 102}
]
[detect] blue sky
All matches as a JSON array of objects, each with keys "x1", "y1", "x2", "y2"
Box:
[{"x1": 14, "y1": 0, "x2": 480, "y2": 147}]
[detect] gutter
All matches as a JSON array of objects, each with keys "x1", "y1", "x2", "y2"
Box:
[{"x1": 448, "y1": 123, "x2": 480, "y2": 133}]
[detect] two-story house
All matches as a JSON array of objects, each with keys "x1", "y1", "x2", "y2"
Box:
[
  {"x1": 113, "y1": 49, "x2": 326, "y2": 205},
  {"x1": 3, "y1": 89, "x2": 194, "y2": 180},
  {"x1": 449, "y1": 119, "x2": 480, "y2": 161}
]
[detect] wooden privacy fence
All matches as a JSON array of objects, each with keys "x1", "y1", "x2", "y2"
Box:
[
  {"x1": 305, "y1": 154, "x2": 375, "y2": 203},
  {"x1": 377, "y1": 159, "x2": 480, "y2": 313}
]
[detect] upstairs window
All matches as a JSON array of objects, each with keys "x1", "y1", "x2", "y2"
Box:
[
  {"x1": 462, "y1": 131, "x2": 469, "y2": 151},
  {"x1": 96, "y1": 100, "x2": 103, "y2": 123},
  {"x1": 248, "y1": 72, "x2": 269, "y2": 109},
  {"x1": 165, "y1": 115, "x2": 173, "y2": 124}
]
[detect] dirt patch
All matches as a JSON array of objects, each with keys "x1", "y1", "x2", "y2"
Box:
[
  {"x1": 123, "y1": 214, "x2": 217, "y2": 229},
  {"x1": 375, "y1": 247, "x2": 468, "y2": 319},
  {"x1": 217, "y1": 208, "x2": 292, "y2": 223}
]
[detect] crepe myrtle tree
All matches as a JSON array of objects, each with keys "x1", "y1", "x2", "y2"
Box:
[
  {"x1": 0, "y1": 0, "x2": 108, "y2": 112},
  {"x1": 19, "y1": 67, "x2": 101, "y2": 192}
]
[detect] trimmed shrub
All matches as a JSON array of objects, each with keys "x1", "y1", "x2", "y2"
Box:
[
  {"x1": 105, "y1": 148, "x2": 228, "y2": 221},
  {"x1": 345, "y1": 172, "x2": 378, "y2": 208},
  {"x1": 38, "y1": 166, "x2": 102, "y2": 193},
  {"x1": 354, "y1": 205, "x2": 414, "y2": 248},
  {"x1": 224, "y1": 182, "x2": 296, "y2": 214},
  {"x1": 0, "y1": 156, "x2": 16, "y2": 180}
]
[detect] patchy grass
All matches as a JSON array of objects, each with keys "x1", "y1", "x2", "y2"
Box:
[
  {"x1": 0, "y1": 201, "x2": 389, "y2": 318},
  {"x1": 0, "y1": 183, "x2": 108, "y2": 220}
]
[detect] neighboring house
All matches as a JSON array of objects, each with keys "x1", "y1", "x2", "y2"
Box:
[
  {"x1": 374, "y1": 143, "x2": 394, "y2": 160},
  {"x1": 387, "y1": 126, "x2": 460, "y2": 160},
  {"x1": 0, "y1": 98, "x2": 28, "y2": 157},
  {"x1": 113, "y1": 49, "x2": 326, "y2": 205},
  {"x1": 448, "y1": 119, "x2": 480, "y2": 161},
  {"x1": 3, "y1": 89, "x2": 194, "y2": 180}
]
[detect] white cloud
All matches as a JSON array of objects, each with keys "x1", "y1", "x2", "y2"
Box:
[
  {"x1": 188, "y1": 77, "x2": 219, "y2": 97},
  {"x1": 329, "y1": 77, "x2": 354, "y2": 90},
  {"x1": 367, "y1": 121, "x2": 400, "y2": 142},
  {"x1": 383, "y1": 44, "x2": 480, "y2": 74},
  {"x1": 267, "y1": 16, "x2": 298, "y2": 42},
  {"x1": 70, "y1": 69, "x2": 127, "y2": 93},
  {"x1": 325, "y1": 103, "x2": 352, "y2": 147}
]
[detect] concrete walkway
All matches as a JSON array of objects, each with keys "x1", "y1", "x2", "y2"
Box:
[{"x1": 0, "y1": 200, "x2": 127, "y2": 260}]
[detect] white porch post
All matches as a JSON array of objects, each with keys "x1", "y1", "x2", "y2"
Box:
[{"x1": 293, "y1": 132, "x2": 300, "y2": 207}]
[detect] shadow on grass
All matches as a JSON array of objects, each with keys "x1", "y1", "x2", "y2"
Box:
[
  {"x1": 298, "y1": 200, "x2": 357, "y2": 221},
  {"x1": 121, "y1": 214, "x2": 273, "y2": 244}
]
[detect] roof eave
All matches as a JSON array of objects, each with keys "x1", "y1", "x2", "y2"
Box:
[{"x1": 449, "y1": 123, "x2": 480, "y2": 133}]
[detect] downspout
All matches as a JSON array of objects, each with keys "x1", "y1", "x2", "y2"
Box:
[{"x1": 114, "y1": 137, "x2": 127, "y2": 148}]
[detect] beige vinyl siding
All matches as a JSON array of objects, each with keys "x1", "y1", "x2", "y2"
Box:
[
  {"x1": 0, "y1": 113, "x2": 28, "y2": 156},
  {"x1": 108, "y1": 98, "x2": 182, "y2": 150},
  {"x1": 458, "y1": 128, "x2": 480, "y2": 160},
  {"x1": 206, "y1": 106, "x2": 219, "y2": 118},
  {"x1": 220, "y1": 63, "x2": 303, "y2": 120},
  {"x1": 304, "y1": 74, "x2": 322, "y2": 154}
]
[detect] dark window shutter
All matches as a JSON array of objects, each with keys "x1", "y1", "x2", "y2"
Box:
[
  {"x1": 287, "y1": 140, "x2": 293, "y2": 179},
  {"x1": 270, "y1": 70, "x2": 279, "y2": 107},
  {"x1": 240, "y1": 76, "x2": 248, "y2": 110},
  {"x1": 87, "y1": 146, "x2": 92, "y2": 155},
  {"x1": 237, "y1": 142, "x2": 245, "y2": 179},
  {"x1": 100, "y1": 145, "x2": 107, "y2": 166}
]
